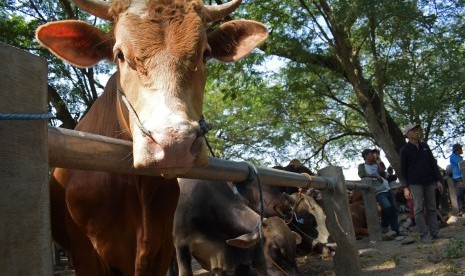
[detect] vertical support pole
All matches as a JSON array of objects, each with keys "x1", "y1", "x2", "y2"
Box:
[
  {"x1": 318, "y1": 166, "x2": 362, "y2": 276},
  {"x1": 0, "y1": 43, "x2": 52, "y2": 275},
  {"x1": 361, "y1": 179, "x2": 382, "y2": 241}
]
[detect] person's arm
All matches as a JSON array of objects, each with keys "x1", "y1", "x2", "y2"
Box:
[
  {"x1": 424, "y1": 143, "x2": 444, "y2": 193},
  {"x1": 425, "y1": 143, "x2": 443, "y2": 182},
  {"x1": 358, "y1": 163, "x2": 382, "y2": 183},
  {"x1": 377, "y1": 160, "x2": 386, "y2": 172},
  {"x1": 376, "y1": 161, "x2": 387, "y2": 178},
  {"x1": 358, "y1": 163, "x2": 366, "y2": 179},
  {"x1": 400, "y1": 147, "x2": 412, "y2": 199},
  {"x1": 399, "y1": 147, "x2": 408, "y2": 187},
  {"x1": 450, "y1": 154, "x2": 459, "y2": 168}
]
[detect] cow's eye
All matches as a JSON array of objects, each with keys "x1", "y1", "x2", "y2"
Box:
[
  {"x1": 117, "y1": 51, "x2": 125, "y2": 61},
  {"x1": 203, "y1": 49, "x2": 212, "y2": 63}
]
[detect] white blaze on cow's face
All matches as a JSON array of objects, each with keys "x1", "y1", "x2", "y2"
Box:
[{"x1": 112, "y1": 6, "x2": 209, "y2": 172}]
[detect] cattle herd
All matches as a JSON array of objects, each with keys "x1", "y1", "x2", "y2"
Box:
[{"x1": 36, "y1": 0, "x2": 343, "y2": 275}]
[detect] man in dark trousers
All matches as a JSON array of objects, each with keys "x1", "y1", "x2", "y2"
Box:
[{"x1": 400, "y1": 124, "x2": 443, "y2": 243}]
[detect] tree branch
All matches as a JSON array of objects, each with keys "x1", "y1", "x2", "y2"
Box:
[{"x1": 48, "y1": 84, "x2": 77, "y2": 129}]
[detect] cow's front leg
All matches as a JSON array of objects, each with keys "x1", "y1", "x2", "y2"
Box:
[{"x1": 176, "y1": 245, "x2": 193, "y2": 276}]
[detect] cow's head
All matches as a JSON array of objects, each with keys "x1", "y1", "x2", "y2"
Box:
[
  {"x1": 226, "y1": 217, "x2": 301, "y2": 276},
  {"x1": 36, "y1": 0, "x2": 267, "y2": 175},
  {"x1": 284, "y1": 192, "x2": 336, "y2": 257}
]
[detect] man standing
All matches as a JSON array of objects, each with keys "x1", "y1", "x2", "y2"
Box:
[
  {"x1": 450, "y1": 143, "x2": 464, "y2": 216},
  {"x1": 400, "y1": 124, "x2": 443, "y2": 243},
  {"x1": 358, "y1": 149, "x2": 402, "y2": 236}
]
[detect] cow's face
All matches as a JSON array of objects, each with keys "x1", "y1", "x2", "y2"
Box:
[
  {"x1": 36, "y1": 0, "x2": 268, "y2": 175},
  {"x1": 111, "y1": 1, "x2": 209, "y2": 171}
]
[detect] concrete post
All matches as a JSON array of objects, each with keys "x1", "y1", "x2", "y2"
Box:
[
  {"x1": 318, "y1": 166, "x2": 362, "y2": 276},
  {"x1": 361, "y1": 179, "x2": 382, "y2": 241},
  {"x1": 0, "y1": 43, "x2": 53, "y2": 275}
]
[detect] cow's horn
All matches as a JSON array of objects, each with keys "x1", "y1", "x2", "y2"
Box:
[
  {"x1": 72, "y1": 0, "x2": 112, "y2": 20},
  {"x1": 204, "y1": 0, "x2": 242, "y2": 23}
]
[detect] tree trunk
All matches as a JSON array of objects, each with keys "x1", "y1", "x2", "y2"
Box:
[
  {"x1": 48, "y1": 85, "x2": 77, "y2": 129},
  {"x1": 331, "y1": 25, "x2": 406, "y2": 174}
]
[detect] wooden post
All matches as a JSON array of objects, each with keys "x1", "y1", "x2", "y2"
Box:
[
  {"x1": 361, "y1": 179, "x2": 382, "y2": 241},
  {"x1": 318, "y1": 166, "x2": 362, "y2": 276},
  {"x1": 0, "y1": 43, "x2": 52, "y2": 274}
]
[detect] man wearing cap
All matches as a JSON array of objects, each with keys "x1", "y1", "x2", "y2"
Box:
[
  {"x1": 400, "y1": 124, "x2": 443, "y2": 243},
  {"x1": 450, "y1": 143, "x2": 464, "y2": 216},
  {"x1": 358, "y1": 149, "x2": 402, "y2": 236}
]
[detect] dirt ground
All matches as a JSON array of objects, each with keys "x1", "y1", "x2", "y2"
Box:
[
  {"x1": 54, "y1": 216, "x2": 465, "y2": 276},
  {"x1": 295, "y1": 215, "x2": 465, "y2": 276}
]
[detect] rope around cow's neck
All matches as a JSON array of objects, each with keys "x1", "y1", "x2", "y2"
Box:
[
  {"x1": 117, "y1": 88, "x2": 153, "y2": 138},
  {"x1": 245, "y1": 163, "x2": 267, "y2": 276},
  {"x1": 116, "y1": 88, "x2": 214, "y2": 156},
  {"x1": 285, "y1": 188, "x2": 304, "y2": 225}
]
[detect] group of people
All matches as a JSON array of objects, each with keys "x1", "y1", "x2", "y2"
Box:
[{"x1": 358, "y1": 124, "x2": 463, "y2": 244}]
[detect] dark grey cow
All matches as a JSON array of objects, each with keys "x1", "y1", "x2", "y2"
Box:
[{"x1": 173, "y1": 179, "x2": 302, "y2": 276}]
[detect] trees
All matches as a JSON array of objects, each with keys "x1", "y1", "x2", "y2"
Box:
[
  {"x1": 1, "y1": 0, "x2": 463, "y2": 172},
  {"x1": 1, "y1": 0, "x2": 112, "y2": 129},
  {"x1": 204, "y1": 0, "x2": 465, "y2": 172}
]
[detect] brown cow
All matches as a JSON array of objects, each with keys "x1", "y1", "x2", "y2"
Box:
[
  {"x1": 36, "y1": 0, "x2": 268, "y2": 275},
  {"x1": 349, "y1": 190, "x2": 369, "y2": 239}
]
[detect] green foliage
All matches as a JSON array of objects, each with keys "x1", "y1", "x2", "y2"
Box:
[
  {"x1": 445, "y1": 237, "x2": 465, "y2": 259},
  {"x1": 1, "y1": 0, "x2": 115, "y2": 126},
  {"x1": 1, "y1": 0, "x2": 464, "y2": 168},
  {"x1": 204, "y1": 0, "x2": 465, "y2": 169},
  {"x1": 0, "y1": 14, "x2": 38, "y2": 48}
]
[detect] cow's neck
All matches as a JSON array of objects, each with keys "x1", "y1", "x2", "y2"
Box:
[
  {"x1": 113, "y1": 74, "x2": 133, "y2": 141},
  {"x1": 74, "y1": 73, "x2": 127, "y2": 140}
]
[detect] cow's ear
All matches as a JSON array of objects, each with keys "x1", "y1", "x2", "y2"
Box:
[
  {"x1": 292, "y1": 231, "x2": 302, "y2": 245},
  {"x1": 226, "y1": 232, "x2": 259, "y2": 248},
  {"x1": 36, "y1": 20, "x2": 114, "y2": 68},
  {"x1": 208, "y1": 20, "x2": 268, "y2": 62},
  {"x1": 283, "y1": 192, "x2": 296, "y2": 205}
]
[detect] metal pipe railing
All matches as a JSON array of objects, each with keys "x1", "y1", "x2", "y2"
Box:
[{"x1": 48, "y1": 126, "x2": 334, "y2": 189}]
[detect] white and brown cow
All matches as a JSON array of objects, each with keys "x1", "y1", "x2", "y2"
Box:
[{"x1": 36, "y1": 0, "x2": 267, "y2": 275}]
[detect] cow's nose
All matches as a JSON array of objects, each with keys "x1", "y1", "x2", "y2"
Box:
[
  {"x1": 149, "y1": 121, "x2": 208, "y2": 164},
  {"x1": 132, "y1": 120, "x2": 209, "y2": 171},
  {"x1": 147, "y1": 130, "x2": 197, "y2": 166}
]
